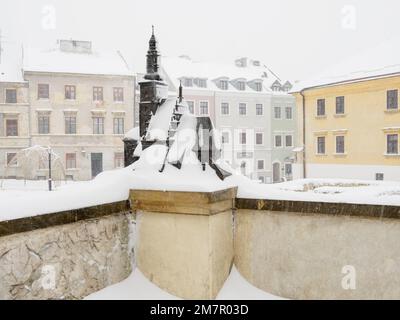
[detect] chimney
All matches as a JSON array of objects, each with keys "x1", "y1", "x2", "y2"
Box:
[
  {"x1": 235, "y1": 57, "x2": 248, "y2": 68},
  {"x1": 59, "y1": 40, "x2": 92, "y2": 53}
]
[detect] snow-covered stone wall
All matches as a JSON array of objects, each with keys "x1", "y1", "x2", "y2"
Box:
[{"x1": 0, "y1": 202, "x2": 132, "y2": 300}]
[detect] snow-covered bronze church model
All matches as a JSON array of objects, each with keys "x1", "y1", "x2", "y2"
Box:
[{"x1": 123, "y1": 28, "x2": 231, "y2": 180}]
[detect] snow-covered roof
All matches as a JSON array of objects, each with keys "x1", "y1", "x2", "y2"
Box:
[
  {"x1": 0, "y1": 42, "x2": 25, "y2": 83},
  {"x1": 291, "y1": 38, "x2": 400, "y2": 93},
  {"x1": 161, "y1": 56, "x2": 291, "y2": 94},
  {"x1": 23, "y1": 44, "x2": 133, "y2": 77}
]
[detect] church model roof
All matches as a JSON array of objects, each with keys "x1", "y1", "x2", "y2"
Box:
[{"x1": 124, "y1": 28, "x2": 232, "y2": 180}]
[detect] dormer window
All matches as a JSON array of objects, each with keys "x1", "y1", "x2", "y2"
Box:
[
  {"x1": 237, "y1": 81, "x2": 246, "y2": 91},
  {"x1": 194, "y1": 78, "x2": 207, "y2": 88},
  {"x1": 255, "y1": 82, "x2": 262, "y2": 92},
  {"x1": 182, "y1": 78, "x2": 193, "y2": 87},
  {"x1": 220, "y1": 80, "x2": 228, "y2": 90}
]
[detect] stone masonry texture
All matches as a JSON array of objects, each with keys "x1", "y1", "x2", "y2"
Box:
[{"x1": 0, "y1": 213, "x2": 132, "y2": 300}]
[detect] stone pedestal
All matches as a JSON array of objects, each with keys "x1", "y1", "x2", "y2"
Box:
[{"x1": 130, "y1": 188, "x2": 237, "y2": 299}]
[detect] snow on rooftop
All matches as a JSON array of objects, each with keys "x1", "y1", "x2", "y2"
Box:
[
  {"x1": 146, "y1": 98, "x2": 177, "y2": 141},
  {"x1": 23, "y1": 44, "x2": 133, "y2": 77},
  {"x1": 0, "y1": 42, "x2": 24, "y2": 83},
  {"x1": 291, "y1": 37, "x2": 400, "y2": 93},
  {"x1": 161, "y1": 56, "x2": 290, "y2": 93}
]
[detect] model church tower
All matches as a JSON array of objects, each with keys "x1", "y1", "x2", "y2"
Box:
[{"x1": 139, "y1": 26, "x2": 168, "y2": 149}]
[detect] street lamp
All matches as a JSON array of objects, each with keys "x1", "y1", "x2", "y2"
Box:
[{"x1": 48, "y1": 146, "x2": 52, "y2": 191}]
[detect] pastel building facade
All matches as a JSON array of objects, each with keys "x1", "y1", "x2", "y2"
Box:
[
  {"x1": 0, "y1": 43, "x2": 30, "y2": 178},
  {"x1": 1, "y1": 40, "x2": 135, "y2": 181},
  {"x1": 294, "y1": 67, "x2": 400, "y2": 181}
]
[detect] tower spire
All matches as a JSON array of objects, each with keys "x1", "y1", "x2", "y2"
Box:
[
  {"x1": 178, "y1": 80, "x2": 183, "y2": 103},
  {"x1": 144, "y1": 26, "x2": 162, "y2": 80}
]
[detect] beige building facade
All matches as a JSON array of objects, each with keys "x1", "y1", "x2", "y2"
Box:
[{"x1": 0, "y1": 40, "x2": 135, "y2": 181}]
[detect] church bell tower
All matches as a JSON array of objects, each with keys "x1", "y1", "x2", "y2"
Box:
[{"x1": 139, "y1": 26, "x2": 168, "y2": 148}]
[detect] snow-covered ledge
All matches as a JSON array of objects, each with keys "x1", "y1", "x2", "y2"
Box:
[{"x1": 130, "y1": 187, "x2": 237, "y2": 300}]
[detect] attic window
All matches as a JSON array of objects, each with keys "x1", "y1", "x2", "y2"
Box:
[
  {"x1": 195, "y1": 78, "x2": 207, "y2": 88},
  {"x1": 183, "y1": 78, "x2": 193, "y2": 87},
  {"x1": 272, "y1": 85, "x2": 281, "y2": 92},
  {"x1": 237, "y1": 81, "x2": 246, "y2": 91},
  {"x1": 255, "y1": 82, "x2": 262, "y2": 92},
  {"x1": 220, "y1": 80, "x2": 228, "y2": 90}
]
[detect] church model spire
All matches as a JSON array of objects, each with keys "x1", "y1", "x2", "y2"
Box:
[
  {"x1": 138, "y1": 27, "x2": 168, "y2": 143},
  {"x1": 144, "y1": 25, "x2": 162, "y2": 81}
]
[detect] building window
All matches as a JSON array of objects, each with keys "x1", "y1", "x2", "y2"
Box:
[
  {"x1": 221, "y1": 103, "x2": 229, "y2": 115},
  {"x1": 240, "y1": 132, "x2": 247, "y2": 145},
  {"x1": 65, "y1": 116, "x2": 77, "y2": 134},
  {"x1": 257, "y1": 160, "x2": 265, "y2": 170},
  {"x1": 220, "y1": 80, "x2": 228, "y2": 90},
  {"x1": 387, "y1": 90, "x2": 398, "y2": 110},
  {"x1": 259, "y1": 176, "x2": 265, "y2": 183},
  {"x1": 256, "y1": 104, "x2": 263, "y2": 116},
  {"x1": 113, "y1": 87, "x2": 124, "y2": 102},
  {"x1": 274, "y1": 135, "x2": 282, "y2": 147},
  {"x1": 336, "y1": 96, "x2": 345, "y2": 114},
  {"x1": 38, "y1": 84, "x2": 49, "y2": 99},
  {"x1": 66, "y1": 153, "x2": 76, "y2": 169},
  {"x1": 5, "y1": 89, "x2": 17, "y2": 103},
  {"x1": 199, "y1": 101, "x2": 208, "y2": 115},
  {"x1": 187, "y1": 101, "x2": 194, "y2": 114},
  {"x1": 6, "y1": 119, "x2": 18, "y2": 136},
  {"x1": 336, "y1": 135, "x2": 345, "y2": 154},
  {"x1": 65, "y1": 85, "x2": 76, "y2": 100},
  {"x1": 93, "y1": 87, "x2": 103, "y2": 101},
  {"x1": 222, "y1": 132, "x2": 229, "y2": 144},
  {"x1": 239, "y1": 103, "x2": 247, "y2": 115},
  {"x1": 274, "y1": 107, "x2": 281, "y2": 119},
  {"x1": 376, "y1": 173, "x2": 384, "y2": 181},
  {"x1": 38, "y1": 115, "x2": 50, "y2": 134},
  {"x1": 113, "y1": 117, "x2": 125, "y2": 134},
  {"x1": 317, "y1": 99, "x2": 326, "y2": 116},
  {"x1": 93, "y1": 117, "x2": 105, "y2": 134},
  {"x1": 237, "y1": 81, "x2": 246, "y2": 91},
  {"x1": 196, "y1": 79, "x2": 207, "y2": 88},
  {"x1": 255, "y1": 82, "x2": 262, "y2": 92},
  {"x1": 285, "y1": 107, "x2": 293, "y2": 119},
  {"x1": 114, "y1": 152, "x2": 124, "y2": 168},
  {"x1": 285, "y1": 135, "x2": 293, "y2": 147},
  {"x1": 387, "y1": 134, "x2": 398, "y2": 154},
  {"x1": 317, "y1": 136, "x2": 326, "y2": 154},
  {"x1": 256, "y1": 133, "x2": 263, "y2": 145},
  {"x1": 6, "y1": 153, "x2": 17, "y2": 166},
  {"x1": 183, "y1": 78, "x2": 193, "y2": 87},
  {"x1": 285, "y1": 163, "x2": 293, "y2": 176}
]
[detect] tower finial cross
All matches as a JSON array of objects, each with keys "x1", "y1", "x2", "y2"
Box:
[{"x1": 152, "y1": 25, "x2": 154, "y2": 35}]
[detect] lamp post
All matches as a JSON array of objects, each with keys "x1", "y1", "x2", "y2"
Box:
[{"x1": 48, "y1": 147, "x2": 52, "y2": 191}]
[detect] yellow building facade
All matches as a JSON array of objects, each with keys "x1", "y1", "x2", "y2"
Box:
[{"x1": 293, "y1": 75, "x2": 400, "y2": 181}]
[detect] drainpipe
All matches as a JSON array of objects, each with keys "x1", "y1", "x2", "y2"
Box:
[{"x1": 300, "y1": 89, "x2": 306, "y2": 178}]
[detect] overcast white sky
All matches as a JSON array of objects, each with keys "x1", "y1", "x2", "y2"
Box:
[{"x1": 1, "y1": 0, "x2": 399, "y2": 81}]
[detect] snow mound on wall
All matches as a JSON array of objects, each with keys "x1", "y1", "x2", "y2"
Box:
[
  {"x1": 84, "y1": 266, "x2": 283, "y2": 300},
  {"x1": 1, "y1": 172, "x2": 400, "y2": 222}
]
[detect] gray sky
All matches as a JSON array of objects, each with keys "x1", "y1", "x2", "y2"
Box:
[{"x1": 1, "y1": 0, "x2": 399, "y2": 81}]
